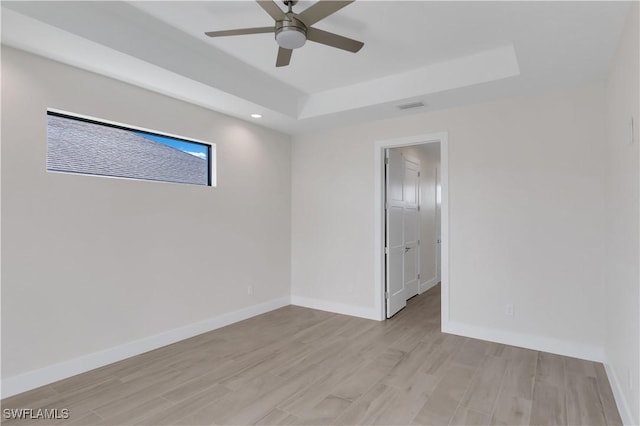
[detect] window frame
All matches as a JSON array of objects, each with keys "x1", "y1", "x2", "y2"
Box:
[{"x1": 46, "y1": 108, "x2": 216, "y2": 187}]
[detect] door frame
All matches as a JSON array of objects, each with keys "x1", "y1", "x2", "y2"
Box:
[{"x1": 374, "y1": 132, "x2": 449, "y2": 326}]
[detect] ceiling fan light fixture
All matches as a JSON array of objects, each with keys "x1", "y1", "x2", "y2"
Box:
[
  {"x1": 275, "y1": 17, "x2": 307, "y2": 50},
  {"x1": 276, "y1": 28, "x2": 307, "y2": 49}
]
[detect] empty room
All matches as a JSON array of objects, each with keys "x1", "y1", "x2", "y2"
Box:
[{"x1": 1, "y1": 1, "x2": 638, "y2": 425}]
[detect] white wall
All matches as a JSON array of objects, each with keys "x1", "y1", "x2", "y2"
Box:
[
  {"x1": 292, "y1": 83, "x2": 607, "y2": 359},
  {"x1": 604, "y1": 3, "x2": 639, "y2": 424},
  {"x1": 1, "y1": 47, "x2": 292, "y2": 392},
  {"x1": 394, "y1": 144, "x2": 441, "y2": 291}
]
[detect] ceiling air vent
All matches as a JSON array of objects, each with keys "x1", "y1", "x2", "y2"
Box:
[{"x1": 396, "y1": 101, "x2": 425, "y2": 111}]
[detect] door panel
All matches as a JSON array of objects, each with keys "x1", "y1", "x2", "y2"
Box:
[
  {"x1": 404, "y1": 207, "x2": 420, "y2": 299},
  {"x1": 404, "y1": 166, "x2": 419, "y2": 204},
  {"x1": 404, "y1": 244, "x2": 418, "y2": 297},
  {"x1": 386, "y1": 150, "x2": 421, "y2": 317},
  {"x1": 404, "y1": 207, "x2": 420, "y2": 298},
  {"x1": 386, "y1": 149, "x2": 407, "y2": 317},
  {"x1": 389, "y1": 158, "x2": 404, "y2": 202},
  {"x1": 403, "y1": 161, "x2": 420, "y2": 299},
  {"x1": 389, "y1": 207, "x2": 404, "y2": 247},
  {"x1": 404, "y1": 208, "x2": 419, "y2": 245},
  {"x1": 389, "y1": 248, "x2": 404, "y2": 295}
]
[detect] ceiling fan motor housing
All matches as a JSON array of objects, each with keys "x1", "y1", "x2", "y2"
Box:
[{"x1": 275, "y1": 17, "x2": 307, "y2": 49}]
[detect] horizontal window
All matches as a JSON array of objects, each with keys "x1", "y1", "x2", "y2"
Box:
[{"x1": 46, "y1": 110, "x2": 214, "y2": 187}]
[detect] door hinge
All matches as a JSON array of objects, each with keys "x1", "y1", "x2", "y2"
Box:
[
  {"x1": 385, "y1": 291, "x2": 389, "y2": 299},
  {"x1": 417, "y1": 205, "x2": 421, "y2": 212},
  {"x1": 384, "y1": 156, "x2": 389, "y2": 164},
  {"x1": 385, "y1": 202, "x2": 389, "y2": 210},
  {"x1": 385, "y1": 247, "x2": 389, "y2": 255},
  {"x1": 418, "y1": 273, "x2": 421, "y2": 280},
  {"x1": 418, "y1": 171, "x2": 421, "y2": 177},
  {"x1": 418, "y1": 239, "x2": 421, "y2": 245}
]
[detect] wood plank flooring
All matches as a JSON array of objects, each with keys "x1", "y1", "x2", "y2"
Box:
[{"x1": 1, "y1": 285, "x2": 622, "y2": 425}]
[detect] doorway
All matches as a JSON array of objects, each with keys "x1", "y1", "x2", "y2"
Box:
[{"x1": 373, "y1": 133, "x2": 449, "y2": 323}]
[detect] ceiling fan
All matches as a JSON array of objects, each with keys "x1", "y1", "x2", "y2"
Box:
[{"x1": 204, "y1": 0, "x2": 364, "y2": 67}]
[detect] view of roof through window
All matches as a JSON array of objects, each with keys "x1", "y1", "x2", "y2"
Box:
[{"x1": 46, "y1": 111, "x2": 212, "y2": 187}]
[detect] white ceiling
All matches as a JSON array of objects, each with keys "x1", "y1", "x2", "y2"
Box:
[
  {"x1": 1, "y1": 1, "x2": 632, "y2": 134},
  {"x1": 133, "y1": 0, "x2": 517, "y2": 93}
]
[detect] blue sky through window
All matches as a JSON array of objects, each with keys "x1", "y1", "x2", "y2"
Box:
[{"x1": 134, "y1": 131, "x2": 208, "y2": 160}]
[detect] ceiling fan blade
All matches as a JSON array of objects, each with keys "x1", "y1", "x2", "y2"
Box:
[
  {"x1": 276, "y1": 47, "x2": 293, "y2": 67},
  {"x1": 307, "y1": 27, "x2": 363, "y2": 53},
  {"x1": 298, "y1": 1, "x2": 354, "y2": 26},
  {"x1": 205, "y1": 27, "x2": 274, "y2": 37},
  {"x1": 256, "y1": 0, "x2": 286, "y2": 21}
]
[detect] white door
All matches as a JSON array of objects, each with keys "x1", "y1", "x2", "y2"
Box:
[
  {"x1": 386, "y1": 149, "x2": 406, "y2": 317},
  {"x1": 385, "y1": 149, "x2": 420, "y2": 318}
]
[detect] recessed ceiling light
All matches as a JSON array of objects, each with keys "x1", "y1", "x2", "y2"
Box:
[{"x1": 251, "y1": 113, "x2": 263, "y2": 119}]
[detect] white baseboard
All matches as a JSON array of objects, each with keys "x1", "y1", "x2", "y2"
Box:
[
  {"x1": 291, "y1": 295, "x2": 380, "y2": 321},
  {"x1": 604, "y1": 362, "x2": 637, "y2": 426},
  {"x1": 442, "y1": 321, "x2": 604, "y2": 362},
  {"x1": 419, "y1": 277, "x2": 439, "y2": 294},
  {"x1": 1, "y1": 296, "x2": 291, "y2": 399}
]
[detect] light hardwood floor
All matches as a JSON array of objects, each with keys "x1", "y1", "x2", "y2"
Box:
[{"x1": 2, "y1": 285, "x2": 622, "y2": 425}]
